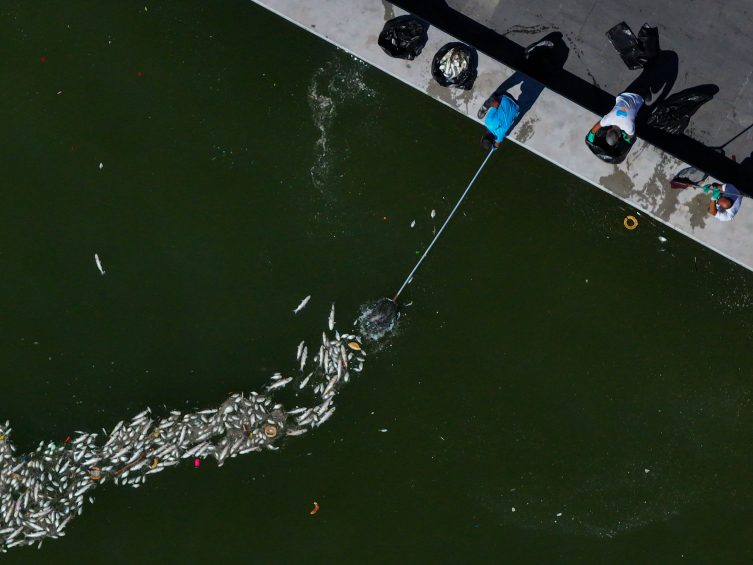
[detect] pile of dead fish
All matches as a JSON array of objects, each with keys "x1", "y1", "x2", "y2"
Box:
[
  {"x1": 0, "y1": 303, "x2": 365, "y2": 551},
  {"x1": 438, "y1": 47, "x2": 468, "y2": 79}
]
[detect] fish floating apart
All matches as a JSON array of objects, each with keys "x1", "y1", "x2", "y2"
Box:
[
  {"x1": 297, "y1": 341, "x2": 305, "y2": 361},
  {"x1": 430, "y1": 209, "x2": 436, "y2": 218},
  {"x1": 328, "y1": 302, "x2": 336, "y2": 331},
  {"x1": 94, "y1": 254, "x2": 105, "y2": 275},
  {"x1": 293, "y1": 295, "x2": 311, "y2": 314},
  {"x1": 299, "y1": 346, "x2": 308, "y2": 371},
  {"x1": 411, "y1": 220, "x2": 415, "y2": 227},
  {"x1": 0, "y1": 306, "x2": 366, "y2": 552}
]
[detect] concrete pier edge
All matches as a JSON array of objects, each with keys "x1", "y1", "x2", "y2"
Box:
[{"x1": 251, "y1": 0, "x2": 753, "y2": 273}]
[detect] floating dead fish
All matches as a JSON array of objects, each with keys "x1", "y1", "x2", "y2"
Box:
[
  {"x1": 658, "y1": 237, "x2": 667, "y2": 243},
  {"x1": 411, "y1": 220, "x2": 415, "y2": 227},
  {"x1": 94, "y1": 254, "x2": 105, "y2": 275},
  {"x1": 293, "y1": 295, "x2": 311, "y2": 314},
  {"x1": 328, "y1": 303, "x2": 336, "y2": 331},
  {"x1": 297, "y1": 341, "x2": 305, "y2": 360},
  {"x1": 430, "y1": 210, "x2": 436, "y2": 218}
]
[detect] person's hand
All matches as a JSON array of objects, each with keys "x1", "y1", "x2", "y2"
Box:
[
  {"x1": 491, "y1": 98, "x2": 500, "y2": 109},
  {"x1": 493, "y1": 141, "x2": 501, "y2": 150}
]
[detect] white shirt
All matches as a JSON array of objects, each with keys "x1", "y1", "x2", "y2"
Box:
[
  {"x1": 715, "y1": 183, "x2": 743, "y2": 222},
  {"x1": 600, "y1": 93, "x2": 645, "y2": 135}
]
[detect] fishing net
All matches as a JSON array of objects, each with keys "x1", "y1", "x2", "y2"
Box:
[
  {"x1": 377, "y1": 17, "x2": 426, "y2": 61},
  {"x1": 670, "y1": 166, "x2": 708, "y2": 189},
  {"x1": 358, "y1": 298, "x2": 399, "y2": 339}
]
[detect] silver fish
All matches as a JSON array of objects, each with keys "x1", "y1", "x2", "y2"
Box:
[
  {"x1": 267, "y1": 377, "x2": 293, "y2": 390},
  {"x1": 328, "y1": 303, "x2": 336, "y2": 330},
  {"x1": 299, "y1": 373, "x2": 312, "y2": 389},
  {"x1": 94, "y1": 254, "x2": 105, "y2": 275},
  {"x1": 299, "y1": 347, "x2": 307, "y2": 371},
  {"x1": 293, "y1": 295, "x2": 311, "y2": 314},
  {"x1": 296, "y1": 341, "x2": 305, "y2": 360}
]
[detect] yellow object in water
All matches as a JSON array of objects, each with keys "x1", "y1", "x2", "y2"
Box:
[
  {"x1": 624, "y1": 215, "x2": 638, "y2": 230},
  {"x1": 348, "y1": 342, "x2": 361, "y2": 350}
]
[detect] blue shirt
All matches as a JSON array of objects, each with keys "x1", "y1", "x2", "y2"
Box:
[{"x1": 484, "y1": 96, "x2": 519, "y2": 143}]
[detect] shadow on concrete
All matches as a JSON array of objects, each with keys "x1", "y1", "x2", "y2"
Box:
[
  {"x1": 626, "y1": 50, "x2": 679, "y2": 109},
  {"x1": 491, "y1": 71, "x2": 545, "y2": 129},
  {"x1": 390, "y1": 0, "x2": 743, "y2": 191}
]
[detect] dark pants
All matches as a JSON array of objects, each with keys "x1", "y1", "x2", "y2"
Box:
[{"x1": 483, "y1": 90, "x2": 518, "y2": 108}]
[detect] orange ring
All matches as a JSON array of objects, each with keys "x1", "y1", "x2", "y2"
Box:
[
  {"x1": 624, "y1": 215, "x2": 638, "y2": 230},
  {"x1": 264, "y1": 425, "x2": 278, "y2": 438}
]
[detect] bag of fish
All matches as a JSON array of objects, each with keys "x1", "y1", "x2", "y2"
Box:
[
  {"x1": 431, "y1": 42, "x2": 477, "y2": 90},
  {"x1": 377, "y1": 16, "x2": 427, "y2": 61}
]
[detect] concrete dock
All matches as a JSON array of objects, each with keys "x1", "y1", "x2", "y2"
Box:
[{"x1": 251, "y1": 0, "x2": 753, "y2": 272}]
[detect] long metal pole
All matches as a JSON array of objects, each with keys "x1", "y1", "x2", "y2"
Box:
[{"x1": 393, "y1": 149, "x2": 495, "y2": 301}]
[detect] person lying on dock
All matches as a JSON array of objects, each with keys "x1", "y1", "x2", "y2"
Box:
[
  {"x1": 705, "y1": 182, "x2": 742, "y2": 222},
  {"x1": 478, "y1": 91, "x2": 519, "y2": 150},
  {"x1": 588, "y1": 92, "x2": 644, "y2": 148}
]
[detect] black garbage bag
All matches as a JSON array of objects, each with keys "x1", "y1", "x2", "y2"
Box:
[
  {"x1": 378, "y1": 17, "x2": 427, "y2": 61},
  {"x1": 647, "y1": 89, "x2": 714, "y2": 135},
  {"x1": 606, "y1": 22, "x2": 660, "y2": 70},
  {"x1": 585, "y1": 127, "x2": 634, "y2": 164},
  {"x1": 431, "y1": 42, "x2": 477, "y2": 90}
]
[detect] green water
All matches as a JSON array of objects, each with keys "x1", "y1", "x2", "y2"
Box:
[{"x1": 1, "y1": 1, "x2": 752, "y2": 563}]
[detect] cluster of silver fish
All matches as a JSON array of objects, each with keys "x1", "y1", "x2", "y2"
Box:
[
  {"x1": 0, "y1": 306, "x2": 366, "y2": 552},
  {"x1": 438, "y1": 48, "x2": 468, "y2": 79}
]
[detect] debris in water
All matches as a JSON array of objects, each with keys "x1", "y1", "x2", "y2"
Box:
[
  {"x1": 645, "y1": 469, "x2": 650, "y2": 473},
  {"x1": 347, "y1": 342, "x2": 361, "y2": 351},
  {"x1": 556, "y1": 513, "x2": 562, "y2": 516},
  {"x1": 379, "y1": 429, "x2": 388, "y2": 432},
  {"x1": 99, "y1": 163, "x2": 103, "y2": 169},
  {"x1": 411, "y1": 220, "x2": 415, "y2": 227},
  {"x1": 94, "y1": 254, "x2": 105, "y2": 275},
  {"x1": 311, "y1": 502, "x2": 320, "y2": 514},
  {"x1": 358, "y1": 298, "x2": 399, "y2": 338},
  {"x1": 658, "y1": 236, "x2": 667, "y2": 242},
  {"x1": 512, "y1": 507, "x2": 516, "y2": 512}
]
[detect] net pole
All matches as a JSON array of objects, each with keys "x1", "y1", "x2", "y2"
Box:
[{"x1": 393, "y1": 149, "x2": 495, "y2": 301}]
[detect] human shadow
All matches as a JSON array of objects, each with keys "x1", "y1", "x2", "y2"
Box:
[
  {"x1": 517, "y1": 32, "x2": 569, "y2": 82},
  {"x1": 488, "y1": 71, "x2": 545, "y2": 130},
  {"x1": 626, "y1": 50, "x2": 679, "y2": 111},
  {"x1": 738, "y1": 151, "x2": 753, "y2": 194}
]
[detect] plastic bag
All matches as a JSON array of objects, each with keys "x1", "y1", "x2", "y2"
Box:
[
  {"x1": 378, "y1": 17, "x2": 426, "y2": 61},
  {"x1": 647, "y1": 89, "x2": 714, "y2": 135},
  {"x1": 606, "y1": 22, "x2": 660, "y2": 70},
  {"x1": 585, "y1": 128, "x2": 633, "y2": 164},
  {"x1": 431, "y1": 43, "x2": 477, "y2": 90}
]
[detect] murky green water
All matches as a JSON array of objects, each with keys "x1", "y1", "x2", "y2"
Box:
[{"x1": 1, "y1": 1, "x2": 752, "y2": 563}]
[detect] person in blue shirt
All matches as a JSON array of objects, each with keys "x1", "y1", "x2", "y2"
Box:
[{"x1": 478, "y1": 91, "x2": 519, "y2": 150}]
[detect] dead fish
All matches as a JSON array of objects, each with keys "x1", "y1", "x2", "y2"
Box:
[
  {"x1": 411, "y1": 220, "x2": 415, "y2": 227},
  {"x1": 328, "y1": 302, "x2": 336, "y2": 331},
  {"x1": 299, "y1": 347, "x2": 308, "y2": 371},
  {"x1": 293, "y1": 295, "x2": 311, "y2": 314},
  {"x1": 296, "y1": 341, "x2": 305, "y2": 360},
  {"x1": 267, "y1": 377, "x2": 293, "y2": 390},
  {"x1": 658, "y1": 236, "x2": 667, "y2": 243},
  {"x1": 431, "y1": 210, "x2": 436, "y2": 218},
  {"x1": 347, "y1": 342, "x2": 362, "y2": 351},
  {"x1": 94, "y1": 254, "x2": 105, "y2": 275},
  {"x1": 299, "y1": 373, "x2": 314, "y2": 388}
]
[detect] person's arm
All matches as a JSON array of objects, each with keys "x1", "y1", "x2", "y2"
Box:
[
  {"x1": 491, "y1": 98, "x2": 500, "y2": 109},
  {"x1": 709, "y1": 199, "x2": 718, "y2": 216},
  {"x1": 587, "y1": 121, "x2": 602, "y2": 143}
]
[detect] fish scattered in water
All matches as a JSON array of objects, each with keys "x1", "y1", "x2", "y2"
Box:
[
  {"x1": 299, "y1": 347, "x2": 308, "y2": 371},
  {"x1": 297, "y1": 341, "x2": 305, "y2": 360},
  {"x1": 658, "y1": 236, "x2": 667, "y2": 243},
  {"x1": 411, "y1": 220, "x2": 415, "y2": 227},
  {"x1": 94, "y1": 254, "x2": 105, "y2": 275},
  {"x1": 0, "y1": 305, "x2": 367, "y2": 552},
  {"x1": 99, "y1": 163, "x2": 103, "y2": 169},
  {"x1": 293, "y1": 295, "x2": 311, "y2": 314},
  {"x1": 328, "y1": 303, "x2": 336, "y2": 331},
  {"x1": 431, "y1": 210, "x2": 436, "y2": 218}
]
